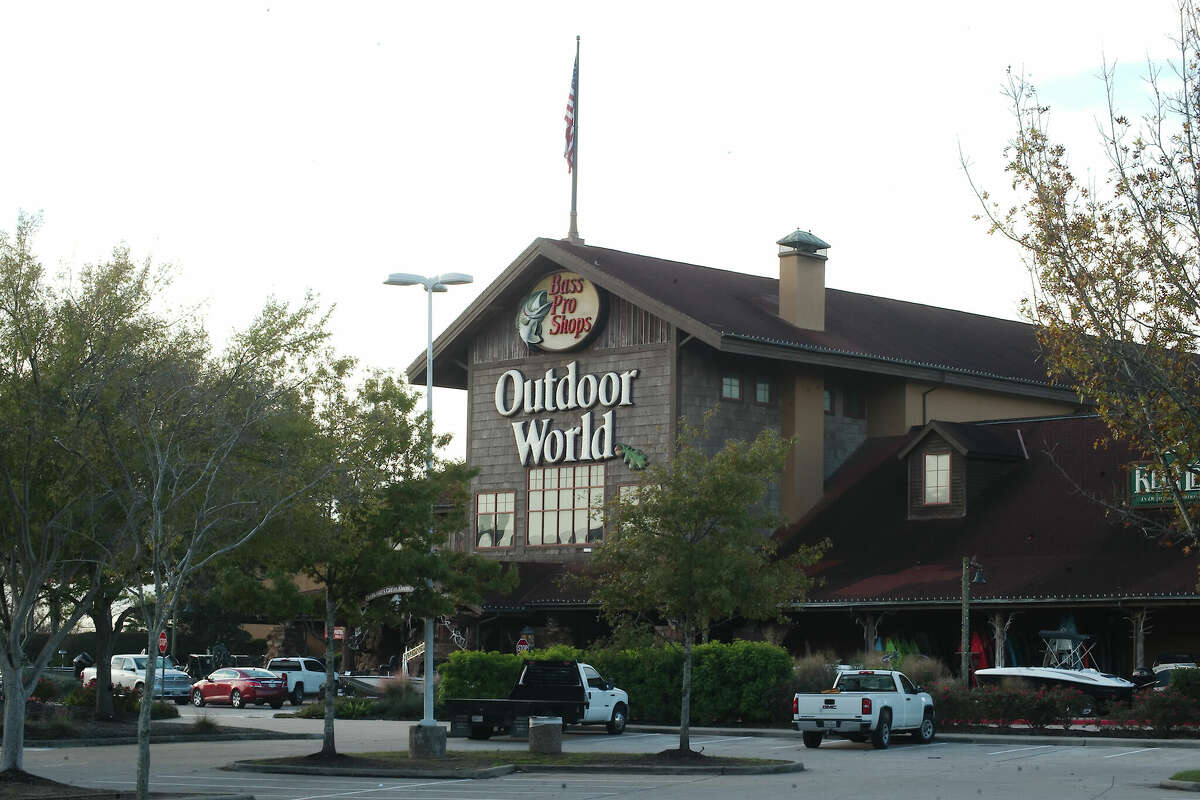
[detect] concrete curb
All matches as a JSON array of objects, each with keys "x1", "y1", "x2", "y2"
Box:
[
  {"x1": 1162, "y1": 780, "x2": 1200, "y2": 792},
  {"x1": 515, "y1": 761, "x2": 805, "y2": 775},
  {"x1": 230, "y1": 758, "x2": 803, "y2": 779},
  {"x1": 229, "y1": 761, "x2": 517, "y2": 780},
  {"x1": 628, "y1": 724, "x2": 1200, "y2": 749},
  {"x1": 26, "y1": 732, "x2": 323, "y2": 748}
]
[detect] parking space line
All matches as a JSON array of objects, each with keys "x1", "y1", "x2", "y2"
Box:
[
  {"x1": 690, "y1": 736, "x2": 752, "y2": 745},
  {"x1": 1102, "y1": 747, "x2": 1159, "y2": 759},
  {"x1": 293, "y1": 778, "x2": 473, "y2": 800},
  {"x1": 987, "y1": 745, "x2": 1054, "y2": 755}
]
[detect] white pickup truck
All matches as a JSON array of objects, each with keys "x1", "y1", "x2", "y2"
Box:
[
  {"x1": 792, "y1": 668, "x2": 935, "y2": 749},
  {"x1": 80, "y1": 654, "x2": 192, "y2": 704},
  {"x1": 265, "y1": 656, "x2": 328, "y2": 705}
]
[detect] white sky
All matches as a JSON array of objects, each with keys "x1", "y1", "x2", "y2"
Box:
[{"x1": 0, "y1": 1, "x2": 1184, "y2": 459}]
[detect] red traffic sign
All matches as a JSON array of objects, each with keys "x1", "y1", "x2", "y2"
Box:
[
  {"x1": 515, "y1": 638, "x2": 530, "y2": 653},
  {"x1": 157, "y1": 631, "x2": 168, "y2": 655}
]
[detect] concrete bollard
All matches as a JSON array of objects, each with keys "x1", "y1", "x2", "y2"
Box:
[{"x1": 528, "y1": 716, "x2": 563, "y2": 754}]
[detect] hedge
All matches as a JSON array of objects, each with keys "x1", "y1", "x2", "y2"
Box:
[{"x1": 437, "y1": 640, "x2": 793, "y2": 725}]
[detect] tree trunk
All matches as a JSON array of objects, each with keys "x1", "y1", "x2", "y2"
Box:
[
  {"x1": 135, "y1": 622, "x2": 160, "y2": 800},
  {"x1": 679, "y1": 617, "x2": 693, "y2": 753},
  {"x1": 321, "y1": 585, "x2": 337, "y2": 756},
  {"x1": 0, "y1": 657, "x2": 27, "y2": 771},
  {"x1": 90, "y1": 597, "x2": 116, "y2": 719}
]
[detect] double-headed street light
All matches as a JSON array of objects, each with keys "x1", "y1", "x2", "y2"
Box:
[{"x1": 383, "y1": 271, "x2": 473, "y2": 733}]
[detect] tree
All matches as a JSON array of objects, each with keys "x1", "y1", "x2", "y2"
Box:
[
  {"x1": 282, "y1": 373, "x2": 513, "y2": 757},
  {"x1": 587, "y1": 417, "x2": 826, "y2": 754},
  {"x1": 969, "y1": 4, "x2": 1200, "y2": 546},
  {"x1": 74, "y1": 290, "x2": 359, "y2": 800},
  {"x1": 0, "y1": 218, "x2": 160, "y2": 772}
]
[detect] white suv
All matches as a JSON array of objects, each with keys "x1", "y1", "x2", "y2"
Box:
[{"x1": 265, "y1": 657, "x2": 327, "y2": 705}]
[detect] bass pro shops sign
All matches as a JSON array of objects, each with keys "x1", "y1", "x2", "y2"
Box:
[
  {"x1": 494, "y1": 361, "x2": 639, "y2": 467},
  {"x1": 516, "y1": 271, "x2": 603, "y2": 352}
]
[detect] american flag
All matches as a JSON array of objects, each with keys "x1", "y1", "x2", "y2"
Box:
[{"x1": 564, "y1": 51, "x2": 578, "y2": 172}]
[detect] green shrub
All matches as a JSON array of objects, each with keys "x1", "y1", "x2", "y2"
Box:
[
  {"x1": 1116, "y1": 688, "x2": 1200, "y2": 737},
  {"x1": 689, "y1": 641, "x2": 793, "y2": 724},
  {"x1": 790, "y1": 651, "x2": 840, "y2": 694},
  {"x1": 903, "y1": 657, "x2": 951, "y2": 689},
  {"x1": 296, "y1": 696, "x2": 377, "y2": 719},
  {"x1": 589, "y1": 646, "x2": 681, "y2": 724},
  {"x1": 63, "y1": 685, "x2": 96, "y2": 707},
  {"x1": 436, "y1": 650, "x2": 523, "y2": 702},
  {"x1": 192, "y1": 715, "x2": 219, "y2": 733},
  {"x1": 375, "y1": 682, "x2": 423, "y2": 720},
  {"x1": 30, "y1": 676, "x2": 63, "y2": 702},
  {"x1": 137, "y1": 699, "x2": 180, "y2": 720},
  {"x1": 929, "y1": 679, "x2": 974, "y2": 723},
  {"x1": 1172, "y1": 668, "x2": 1200, "y2": 702}
]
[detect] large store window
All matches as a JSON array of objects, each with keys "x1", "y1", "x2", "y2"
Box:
[
  {"x1": 476, "y1": 491, "x2": 515, "y2": 548},
  {"x1": 528, "y1": 464, "x2": 604, "y2": 545},
  {"x1": 923, "y1": 453, "x2": 950, "y2": 505}
]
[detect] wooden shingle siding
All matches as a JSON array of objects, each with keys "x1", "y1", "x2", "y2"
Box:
[{"x1": 471, "y1": 296, "x2": 668, "y2": 366}]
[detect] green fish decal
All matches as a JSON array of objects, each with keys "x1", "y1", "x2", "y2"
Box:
[{"x1": 614, "y1": 443, "x2": 648, "y2": 471}]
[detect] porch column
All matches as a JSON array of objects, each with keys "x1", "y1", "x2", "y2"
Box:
[{"x1": 989, "y1": 611, "x2": 1015, "y2": 669}]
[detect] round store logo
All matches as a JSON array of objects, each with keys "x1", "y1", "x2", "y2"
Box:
[{"x1": 515, "y1": 271, "x2": 603, "y2": 352}]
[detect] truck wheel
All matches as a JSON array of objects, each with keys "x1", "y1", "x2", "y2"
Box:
[
  {"x1": 191, "y1": 689, "x2": 205, "y2": 707},
  {"x1": 802, "y1": 731, "x2": 824, "y2": 748},
  {"x1": 606, "y1": 703, "x2": 627, "y2": 735},
  {"x1": 914, "y1": 711, "x2": 936, "y2": 744},
  {"x1": 291, "y1": 684, "x2": 304, "y2": 706},
  {"x1": 133, "y1": 683, "x2": 145, "y2": 699},
  {"x1": 468, "y1": 724, "x2": 493, "y2": 740},
  {"x1": 871, "y1": 710, "x2": 892, "y2": 749}
]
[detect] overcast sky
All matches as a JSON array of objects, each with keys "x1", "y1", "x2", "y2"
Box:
[{"x1": 0, "y1": 1, "x2": 1185, "y2": 458}]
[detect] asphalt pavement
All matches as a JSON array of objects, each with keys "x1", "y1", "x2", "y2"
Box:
[{"x1": 18, "y1": 704, "x2": 1200, "y2": 799}]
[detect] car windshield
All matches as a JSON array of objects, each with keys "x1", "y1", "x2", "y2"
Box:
[{"x1": 131, "y1": 656, "x2": 176, "y2": 671}]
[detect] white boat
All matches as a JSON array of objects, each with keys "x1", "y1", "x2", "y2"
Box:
[{"x1": 973, "y1": 630, "x2": 1135, "y2": 712}]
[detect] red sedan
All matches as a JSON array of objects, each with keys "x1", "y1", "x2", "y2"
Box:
[{"x1": 191, "y1": 667, "x2": 287, "y2": 709}]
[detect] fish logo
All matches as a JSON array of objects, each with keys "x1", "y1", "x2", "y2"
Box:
[{"x1": 517, "y1": 289, "x2": 553, "y2": 345}]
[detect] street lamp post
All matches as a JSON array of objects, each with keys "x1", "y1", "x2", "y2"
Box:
[
  {"x1": 384, "y1": 270, "x2": 472, "y2": 753},
  {"x1": 960, "y1": 556, "x2": 986, "y2": 688}
]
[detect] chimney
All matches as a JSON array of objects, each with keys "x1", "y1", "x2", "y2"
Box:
[{"x1": 777, "y1": 229, "x2": 830, "y2": 331}]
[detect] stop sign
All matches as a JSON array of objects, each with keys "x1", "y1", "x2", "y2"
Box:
[
  {"x1": 157, "y1": 631, "x2": 167, "y2": 655},
  {"x1": 515, "y1": 638, "x2": 530, "y2": 653}
]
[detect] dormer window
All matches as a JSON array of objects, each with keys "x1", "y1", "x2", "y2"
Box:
[{"x1": 924, "y1": 453, "x2": 951, "y2": 505}]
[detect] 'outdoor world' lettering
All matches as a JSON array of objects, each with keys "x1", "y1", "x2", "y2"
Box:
[{"x1": 494, "y1": 362, "x2": 638, "y2": 466}]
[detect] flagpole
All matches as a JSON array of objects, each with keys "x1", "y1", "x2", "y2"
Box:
[{"x1": 567, "y1": 35, "x2": 583, "y2": 243}]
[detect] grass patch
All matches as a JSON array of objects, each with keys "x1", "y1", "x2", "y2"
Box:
[
  {"x1": 1171, "y1": 770, "x2": 1200, "y2": 781},
  {"x1": 249, "y1": 749, "x2": 790, "y2": 772}
]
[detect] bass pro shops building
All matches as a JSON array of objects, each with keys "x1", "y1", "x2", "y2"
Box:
[{"x1": 406, "y1": 231, "x2": 1200, "y2": 674}]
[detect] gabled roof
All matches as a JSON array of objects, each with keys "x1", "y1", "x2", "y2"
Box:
[
  {"x1": 408, "y1": 238, "x2": 1077, "y2": 404},
  {"x1": 897, "y1": 420, "x2": 1029, "y2": 461},
  {"x1": 777, "y1": 415, "x2": 1198, "y2": 608}
]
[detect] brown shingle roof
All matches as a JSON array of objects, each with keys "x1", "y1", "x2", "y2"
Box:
[
  {"x1": 550, "y1": 240, "x2": 1055, "y2": 386},
  {"x1": 778, "y1": 415, "x2": 1199, "y2": 606}
]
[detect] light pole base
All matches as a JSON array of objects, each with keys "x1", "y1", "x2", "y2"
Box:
[{"x1": 409, "y1": 723, "x2": 447, "y2": 759}]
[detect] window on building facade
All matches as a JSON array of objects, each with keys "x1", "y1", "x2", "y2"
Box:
[
  {"x1": 923, "y1": 453, "x2": 950, "y2": 505},
  {"x1": 823, "y1": 389, "x2": 833, "y2": 414},
  {"x1": 528, "y1": 464, "x2": 604, "y2": 545},
  {"x1": 843, "y1": 389, "x2": 866, "y2": 419},
  {"x1": 721, "y1": 376, "x2": 741, "y2": 401},
  {"x1": 476, "y1": 491, "x2": 515, "y2": 548},
  {"x1": 755, "y1": 379, "x2": 772, "y2": 404}
]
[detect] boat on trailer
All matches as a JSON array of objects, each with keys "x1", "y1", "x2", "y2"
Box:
[{"x1": 973, "y1": 630, "x2": 1135, "y2": 712}]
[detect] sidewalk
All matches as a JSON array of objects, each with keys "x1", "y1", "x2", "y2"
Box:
[{"x1": 628, "y1": 723, "x2": 1200, "y2": 749}]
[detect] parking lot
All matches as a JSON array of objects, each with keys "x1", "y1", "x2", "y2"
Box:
[{"x1": 21, "y1": 705, "x2": 1200, "y2": 799}]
